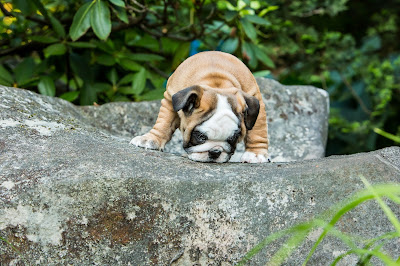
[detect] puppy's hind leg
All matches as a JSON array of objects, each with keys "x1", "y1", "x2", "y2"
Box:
[{"x1": 130, "y1": 91, "x2": 180, "y2": 151}]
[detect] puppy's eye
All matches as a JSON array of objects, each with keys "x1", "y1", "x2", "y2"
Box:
[
  {"x1": 191, "y1": 130, "x2": 208, "y2": 145},
  {"x1": 227, "y1": 130, "x2": 241, "y2": 145}
]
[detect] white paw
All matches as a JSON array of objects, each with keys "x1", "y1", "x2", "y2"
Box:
[
  {"x1": 241, "y1": 151, "x2": 271, "y2": 163},
  {"x1": 130, "y1": 135, "x2": 160, "y2": 150}
]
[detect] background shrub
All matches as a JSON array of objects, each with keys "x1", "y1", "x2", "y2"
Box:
[{"x1": 0, "y1": 0, "x2": 399, "y2": 155}]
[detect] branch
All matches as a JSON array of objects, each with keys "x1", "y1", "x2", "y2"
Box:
[
  {"x1": 145, "y1": 62, "x2": 169, "y2": 79},
  {"x1": 140, "y1": 24, "x2": 196, "y2": 42},
  {"x1": 338, "y1": 71, "x2": 372, "y2": 115}
]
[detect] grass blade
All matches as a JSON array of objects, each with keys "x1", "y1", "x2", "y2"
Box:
[
  {"x1": 303, "y1": 183, "x2": 400, "y2": 265},
  {"x1": 360, "y1": 176, "x2": 400, "y2": 236}
]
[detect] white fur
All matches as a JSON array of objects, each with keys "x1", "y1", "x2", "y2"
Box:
[
  {"x1": 187, "y1": 95, "x2": 239, "y2": 163},
  {"x1": 187, "y1": 141, "x2": 230, "y2": 153},
  {"x1": 130, "y1": 135, "x2": 160, "y2": 150},
  {"x1": 197, "y1": 94, "x2": 239, "y2": 141},
  {"x1": 188, "y1": 151, "x2": 231, "y2": 163},
  {"x1": 241, "y1": 151, "x2": 271, "y2": 163}
]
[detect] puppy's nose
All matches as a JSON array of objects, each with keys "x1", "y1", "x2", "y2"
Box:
[{"x1": 209, "y1": 149, "x2": 222, "y2": 160}]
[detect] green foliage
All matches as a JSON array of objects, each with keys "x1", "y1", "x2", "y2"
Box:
[
  {"x1": 238, "y1": 177, "x2": 400, "y2": 265},
  {"x1": 0, "y1": 0, "x2": 399, "y2": 154}
]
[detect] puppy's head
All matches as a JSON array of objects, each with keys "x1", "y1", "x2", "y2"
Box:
[{"x1": 172, "y1": 85, "x2": 260, "y2": 163}]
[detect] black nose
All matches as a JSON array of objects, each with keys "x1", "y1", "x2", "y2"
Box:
[{"x1": 209, "y1": 149, "x2": 222, "y2": 160}]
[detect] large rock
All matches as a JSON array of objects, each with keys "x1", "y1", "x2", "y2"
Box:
[
  {"x1": 79, "y1": 77, "x2": 329, "y2": 162},
  {"x1": 1, "y1": 84, "x2": 399, "y2": 265}
]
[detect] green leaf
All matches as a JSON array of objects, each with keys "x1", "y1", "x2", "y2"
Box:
[
  {"x1": 30, "y1": 36, "x2": 59, "y2": 44},
  {"x1": 44, "y1": 43, "x2": 67, "y2": 58},
  {"x1": 94, "y1": 82, "x2": 112, "y2": 92},
  {"x1": 107, "y1": 68, "x2": 118, "y2": 85},
  {"x1": 123, "y1": 53, "x2": 165, "y2": 62},
  {"x1": 245, "y1": 15, "x2": 271, "y2": 26},
  {"x1": 30, "y1": 0, "x2": 65, "y2": 38},
  {"x1": 60, "y1": 91, "x2": 80, "y2": 102},
  {"x1": 137, "y1": 88, "x2": 165, "y2": 101},
  {"x1": 38, "y1": 76, "x2": 56, "y2": 97},
  {"x1": 91, "y1": 0, "x2": 112, "y2": 40},
  {"x1": 80, "y1": 82, "x2": 98, "y2": 105},
  {"x1": 67, "y1": 42, "x2": 97, "y2": 48},
  {"x1": 96, "y1": 53, "x2": 116, "y2": 66},
  {"x1": 112, "y1": 95, "x2": 131, "y2": 102},
  {"x1": 118, "y1": 73, "x2": 135, "y2": 85},
  {"x1": 118, "y1": 58, "x2": 142, "y2": 71},
  {"x1": 259, "y1": 6, "x2": 279, "y2": 17},
  {"x1": 172, "y1": 42, "x2": 190, "y2": 69},
  {"x1": 374, "y1": 128, "x2": 400, "y2": 143},
  {"x1": 240, "y1": 17, "x2": 257, "y2": 40},
  {"x1": 70, "y1": 2, "x2": 94, "y2": 41},
  {"x1": 251, "y1": 44, "x2": 275, "y2": 68},
  {"x1": 13, "y1": 0, "x2": 36, "y2": 14},
  {"x1": 242, "y1": 41, "x2": 257, "y2": 68},
  {"x1": 220, "y1": 38, "x2": 239, "y2": 53},
  {"x1": 14, "y1": 58, "x2": 35, "y2": 86},
  {"x1": 49, "y1": 15, "x2": 66, "y2": 38},
  {"x1": 0, "y1": 65, "x2": 14, "y2": 86},
  {"x1": 131, "y1": 68, "x2": 147, "y2": 95},
  {"x1": 109, "y1": 0, "x2": 125, "y2": 7},
  {"x1": 114, "y1": 6, "x2": 129, "y2": 24},
  {"x1": 253, "y1": 70, "x2": 271, "y2": 77},
  {"x1": 224, "y1": 10, "x2": 238, "y2": 22}
]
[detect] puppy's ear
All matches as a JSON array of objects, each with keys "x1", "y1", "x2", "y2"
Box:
[
  {"x1": 172, "y1": 85, "x2": 203, "y2": 114},
  {"x1": 243, "y1": 93, "x2": 260, "y2": 130}
]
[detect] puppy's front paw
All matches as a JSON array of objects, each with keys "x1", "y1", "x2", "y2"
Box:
[
  {"x1": 241, "y1": 151, "x2": 271, "y2": 163},
  {"x1": 130, "y1": 134, "x2": 161, "y2": 150}
]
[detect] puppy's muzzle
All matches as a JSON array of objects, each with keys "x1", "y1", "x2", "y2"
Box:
[{"x1": 208, "y1": 147, "x2": 223, "y2": 160}]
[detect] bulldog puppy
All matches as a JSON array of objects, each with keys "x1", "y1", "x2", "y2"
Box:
[{"x1": 130, "y1": 51, "x2": 269, "y2": 163}]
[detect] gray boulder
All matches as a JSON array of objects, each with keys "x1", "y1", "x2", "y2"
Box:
[
  {"x1": 1, "y1": 84, "x2": 399, "y2": 265},
  {"x1": 79, "y1": 77, "x2": 329, "y2": 162}
]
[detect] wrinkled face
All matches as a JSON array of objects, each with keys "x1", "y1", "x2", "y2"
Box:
[
  {"x1": 184, "y1": 94, "x2": 242, "y2": 162},
  {"x1": 172, "y1": 86, "x2": 260, "y2": 163}
]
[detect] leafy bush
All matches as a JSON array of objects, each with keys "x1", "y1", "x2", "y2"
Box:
[{"x1": 0, "y1": 0, "x2": 399, "y2": 155}]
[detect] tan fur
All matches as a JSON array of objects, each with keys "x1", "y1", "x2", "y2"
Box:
[{"x1": 137, "y1": 51, "x2": 268, "y2": 156}]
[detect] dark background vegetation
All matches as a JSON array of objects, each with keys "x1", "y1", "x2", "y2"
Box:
[{"x1": 0, "y1": 0, "x2": 399, "y2": 156}]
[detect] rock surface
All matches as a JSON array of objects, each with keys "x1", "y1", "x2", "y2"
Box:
[
  {"x1": 80, "y1": 77, "x2": 330, "y2": 162},
  {"x1": 1, "y1": 84, "x2": 399, "y2": 265}
]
